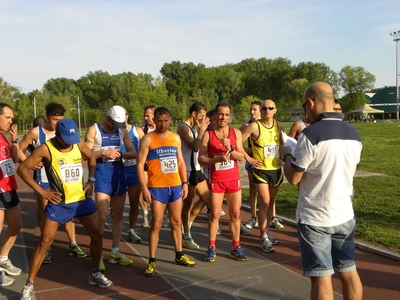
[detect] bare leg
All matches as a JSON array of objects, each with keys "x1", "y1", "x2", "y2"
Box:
[
  {"x1": 0, "y1": 205, "x2": 23, "y2": 256},
  {"x1": 337, "y1": 270, "x2": 363, "y2": 300}
]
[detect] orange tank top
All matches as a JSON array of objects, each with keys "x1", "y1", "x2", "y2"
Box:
[{"x1": 147, "y1": 131, "x2": 181, "y2": 188}]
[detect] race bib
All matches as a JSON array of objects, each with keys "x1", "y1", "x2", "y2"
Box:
[
  {"x1": 214, "y1": 159, "x2": 234, "y2": 171},
  {"x1": 60, "y1": 164, "x2": 83, "y2": 183},
  {"x1": 160, "y1": 157, "x2": 178, "y2": 174},
  {"x1": 264, "y1": 144, "x2": 278, "y2": 158},
  {"x1": 0, "y1": 158, "x2": 15, "y2": 177},
  {"x1": 123, "y1": 158, "x2": 137, "y2": 166}
]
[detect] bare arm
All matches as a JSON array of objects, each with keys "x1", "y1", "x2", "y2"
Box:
[
  {"x1": 17, "y1": 144, "x2": 62, "y2": 204},
  {"x1": 121, "y1": 129, "x2": 137, "y2": 159},
  {"x1": 288, "y1": 120, "x2": 301, "y2": 139},
  {"x1": 137, "y1": 134, "x2": 151, "y2": 203},
  {"x1": 17, "y1": 126, "x2": 39, "y2": 162},
  {"x1": 174, "y1": 133, "x2": 188, "y2": 200}
]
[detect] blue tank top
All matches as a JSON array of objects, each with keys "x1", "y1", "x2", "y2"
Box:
[
  {"x1": 122, "y1": 124, "x2": 140, "y2": 177},
  {"x1": 93, "y1": 123, "x2": 126, "y2": 183}
]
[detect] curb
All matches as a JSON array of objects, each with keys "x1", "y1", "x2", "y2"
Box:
[{"x1": 240, "y1": 203, "x2": 400, "y2": 262}]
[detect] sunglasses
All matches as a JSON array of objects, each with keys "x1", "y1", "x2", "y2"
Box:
[
  {"x1": 333, "y1": 108, "x2": 342, "y2": 112},
  {"x1": 302, "y1": 100, "x2": 309, "y2": 110},
  {"x1": 261, "y1": 106, "x2": 275, "y2": 111}
]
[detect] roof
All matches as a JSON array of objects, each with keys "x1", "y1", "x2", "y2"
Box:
[
  {"x1": 369, "y1": 86, "x2": 398, "y2": 113},
  {"x1": 347, "y1": 103, "x2": 384, "y2": 114}
]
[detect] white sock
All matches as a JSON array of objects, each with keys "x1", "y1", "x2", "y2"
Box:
[
  {"x1": 143, "y1": 210, "x2": 149, "y2": 216},
  {"x1": 110, "y1": 246, "x2": 119, "y2": 255},
  {"x1": 0, "y1": 256, "x2": 8, "y2": 263},
  {"x1": 183, "y1": 233, "x2": 191, "y2": 240}
]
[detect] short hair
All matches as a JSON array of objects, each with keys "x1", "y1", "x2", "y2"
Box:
[
  {"x1": 0, "y1": 103, "x2": 13, "y2": 115},
  {"x1": 46, "y1": 102, "x2": 65, "y2": 116},
  {"x1": 189, "y1": 102, "x2": 207, "y2": 114},
  {"x1": 250, "y1": 101, "x2": 262, "y2": 107},
  {"x1": 206, "y1": 109, "x2": 215, "y2": 119},
  {"x1": 215, "y1": 102, "x2": 231, "y2": 112},
  {"x1": 33, "y1": 116, "x2": 46, "y2": 127},
  {"x1": 154, "y1": 107, "x2": 171, "y2": 117},
  {"x1": 144, "y1": 105, "x2": 156, "y2": 113}
]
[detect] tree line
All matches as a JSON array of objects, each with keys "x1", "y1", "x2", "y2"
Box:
[{"x1": 1, "y1": 57, "x2": 377, "y2": 131}]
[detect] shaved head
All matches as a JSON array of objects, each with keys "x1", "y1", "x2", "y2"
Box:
[{"x1": 304, "y1": 82, "x2": 334, "y2": 104}]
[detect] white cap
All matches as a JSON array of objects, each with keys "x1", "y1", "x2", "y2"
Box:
[{"x1": 107, "y1": 105, "x2": 126, "y2": 129}]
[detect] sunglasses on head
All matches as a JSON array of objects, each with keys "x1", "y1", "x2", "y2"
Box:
[{"x1": 262, "y1": 106, "x2": 275, "y2": 111}]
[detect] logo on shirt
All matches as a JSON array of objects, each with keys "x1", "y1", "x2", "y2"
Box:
[{"x1": 58, "y1": 158, "x2": 66, "y2": 165}]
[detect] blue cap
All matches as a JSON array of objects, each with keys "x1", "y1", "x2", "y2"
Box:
[{"x1": 56, "y1": 119, "x2": 80, "y2": 145}]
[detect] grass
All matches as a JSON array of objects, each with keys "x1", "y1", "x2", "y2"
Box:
[{"x1": 241, "y1": 121, "x2": 400, "y2": 254}]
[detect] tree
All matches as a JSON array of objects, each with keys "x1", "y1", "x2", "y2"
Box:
[
  {"x1": 339, "y1": 65, "x2": 376, "y2": 110},
  {"x1": 0, "y1": 76, "x2": 17, "y2": 105}
]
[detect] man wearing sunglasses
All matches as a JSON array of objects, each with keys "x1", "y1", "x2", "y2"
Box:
[
  {"x1": 241, "y1": 100, "x2": 285, "y2": 253},
  {"x1": 280, "y1": 82, "x2": 363, "y2": 300}
]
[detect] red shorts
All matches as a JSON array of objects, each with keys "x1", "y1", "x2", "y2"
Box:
[{"x1": 209, "y1": 179, "x2": 241, "y2": 193}]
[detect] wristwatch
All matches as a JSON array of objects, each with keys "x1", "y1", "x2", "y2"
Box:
[
  {"x1": 228, "y1": 145, "x2": 235, "y2": 153},
  {"x1": 88, "y1": 177, "x2": 96, "y2": 182},
  {"x1": 182, "y1": 181, "x2": 189, "y2": 185},
  {"x1": 12, "y1": 138, "x2": 20, "y2": 144}
]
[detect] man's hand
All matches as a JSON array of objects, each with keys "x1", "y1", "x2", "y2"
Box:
[{"x1": 40, "y1": 189, "x2": 62, "y2": 204}]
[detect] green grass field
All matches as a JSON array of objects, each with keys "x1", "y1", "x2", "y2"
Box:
[{"x1": 242, "y1": 121, "x2": 400, "y2": 254}]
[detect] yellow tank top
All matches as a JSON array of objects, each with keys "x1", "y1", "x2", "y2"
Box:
[
  {"x1": 251, "y1": 120, "x2": 280, "y2": 171},
  {"x1": 45, "y1": 140, "x2": 85, "y2": 204}
]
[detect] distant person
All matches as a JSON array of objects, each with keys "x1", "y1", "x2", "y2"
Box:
[
  {"x1": 26, "y1": 116, "x2": 47, "y2": 155},
  {"x1": 177, "y1": 102, "x2": 210, "y2": 250},
  {"x1": 18, "y1": 119, "x2": 113, "y2": 299},
  {"x1": 137, "y1": 107, "x2": 196, "y2": 277},
  {"x1": 122, "y1": 108, "x2": 145, "y2": 243},
  {"x1": 17, "y1": 103, "x2": 86, "y2": 264},
  {"x1": 0, "y1": 103, "x2": 23, "y2": 287},
  {"x1": 280, "y1": 82, "x2": 363, "y2": 300},
  {"x1": 199, "y1": 102, "x2": 248, "y2": 262}
]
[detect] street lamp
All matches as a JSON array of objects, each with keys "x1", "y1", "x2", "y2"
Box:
[{"x1": 390, "y1": 30, "x2": 400, "y2": 120}]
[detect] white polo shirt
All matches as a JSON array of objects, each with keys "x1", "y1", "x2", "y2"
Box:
[{"x1": 291, "y1": 113, "x2": 362, "y2": 227}]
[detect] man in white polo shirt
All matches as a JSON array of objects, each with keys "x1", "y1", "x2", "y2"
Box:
[{"x1": 280, "y1": 82, "x2": 363, "y2": 300}]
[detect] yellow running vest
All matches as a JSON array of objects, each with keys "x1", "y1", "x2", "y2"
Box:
[
  {"x1": 251, "y1": 120, "x2": 280, "y2": 171},
  {"x1": 45, "y1": 140, "x2": 85, "y2": 204}
]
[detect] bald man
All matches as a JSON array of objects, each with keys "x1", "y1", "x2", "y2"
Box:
[{"x1": 280, "y1": 82, "x2": 363, "y2": 300}]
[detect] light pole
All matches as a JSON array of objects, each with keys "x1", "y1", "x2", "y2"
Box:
[{"x1": 390, "y1": 30, "x2": 400, "y2": 120}]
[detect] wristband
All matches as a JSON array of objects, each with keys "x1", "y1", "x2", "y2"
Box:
[
  {"x1": 182, "y1": 181, "x2": 189, "y2": 185},
  {"x1": 88, "y1": 177, "x2": 96, "y2": 182},
  {"x1": 282, "y1": 153, "x2": 293, "y2": 161}
]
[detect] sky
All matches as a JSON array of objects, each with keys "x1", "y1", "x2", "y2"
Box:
[{"x1": 1, "y1": 0, "x2": 400, "y2": 94}]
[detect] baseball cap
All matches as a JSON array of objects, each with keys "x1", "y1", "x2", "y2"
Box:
[
  {"x1": 56, "y1": 119, "x2": 80, "y2": 145},
  {"x1": 107, "y1": 105, "x2": 126, "y2": 129}
]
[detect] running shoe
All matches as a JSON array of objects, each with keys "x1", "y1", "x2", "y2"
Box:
[
  {"x1": 108, "y1": 251, "x2": 133, "y2": 265},
  {"x1": 68, "y1": 243, "x2": 88, "y2": 257},
  {"x1": 99, "y1": 256, "x2": 105, "y2": 271},
  {"x1": 260, "y1": 238, "x2": 275, "y2": 253},
  {"x1": 20, "y1": 284, "x2": 34, "y2": 299},
  {"x1": 240, "y1": 223, "x2": 252, "y2": 236},
  {"x1": 183, "y1": 238, "x2": 200, "y2": 250},
  {"x1": 42, "y1": 247, "x2": 52, "y2": 264},
  {"x1": 143, "y1": 261, "x2": 157, "y2": 277},
  {"x1": 267, "y1": 230, "x2": 279, "y2": 245},
  {"x1": 175, "y1": 254, "x2": 196, "y2": 267},
  {"x1": 128, "y1": 231, "x2": 142, "y2": 243},
  {"x1": 142, "y1": 212, "x2": 151, "y2": 228},
  {"x1": 0, "y1": 259, "x2": 22, "y2": 276},
  {"x1": 230, "y1": 245, "x2": 249, "y2": 261},
  {"x1": 271, "y1": 217, "x2": 284, "y2": 229},
  {"x1": 89, "y1": 271, "x2": 113, "y2": 288},
  {"x1": 220, "y1": 210, "x2": 226, "y2": 217},
  {"x1": 204, "y1": 246, "x2": 216, "y2": 262},
  {"x1": 245, "y1": 217, "x2": 258, "y2": 229},
  {"x1": 0, "y1": 271, "x2": 14, "y2": 287}
]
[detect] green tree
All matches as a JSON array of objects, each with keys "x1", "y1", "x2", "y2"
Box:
[{"x1": 339, "y1": 65, "x2": 376, "y2": 109}]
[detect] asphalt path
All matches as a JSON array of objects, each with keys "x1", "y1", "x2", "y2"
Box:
[{"x1": 1, "y1": 166, "x2": 399, "y2": 300}]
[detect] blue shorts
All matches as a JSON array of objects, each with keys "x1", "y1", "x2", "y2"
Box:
[
  {"x1": 297, "y1": 218, "x2": 357, "y2": 277},
  {"x1": 95, "y1": 179, "x2": 127, "y2": 196},
  {"x1": 149, "y1": 186, "x2": 182, "y2": 204},
  {"x1": 46, "y1": 197, "x2": 97, "y2": 223},
  {"x1": 126, "y1": 169, "x2": 139, "y2": 187},
  {"x1": 245, "y1": 161, "x2": 253, "y2": 172}
]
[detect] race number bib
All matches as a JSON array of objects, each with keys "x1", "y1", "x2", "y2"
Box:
[
  {"x1": 0, "y1": 158, "x2": 15, "y2": 177},
  {"x1": 214, "y1": 159, "x2": 234, "y2": 171},
  {"x1": 160, "y1": 157, "x2": 178, "y2": 174},
  {"x1": 60, "y1": 164, "x2": 83, "y2": 183},
  {"x1": 264, "y1": 144, "x2": 278, "y2": 158},
  {"x1": 123, "y1": 158, "x2": 137, "y2": 166}
]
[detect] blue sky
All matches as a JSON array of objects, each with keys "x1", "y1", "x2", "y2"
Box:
[{"x1": 1, "y1": 0, "x2": 400, "y2": 94}]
